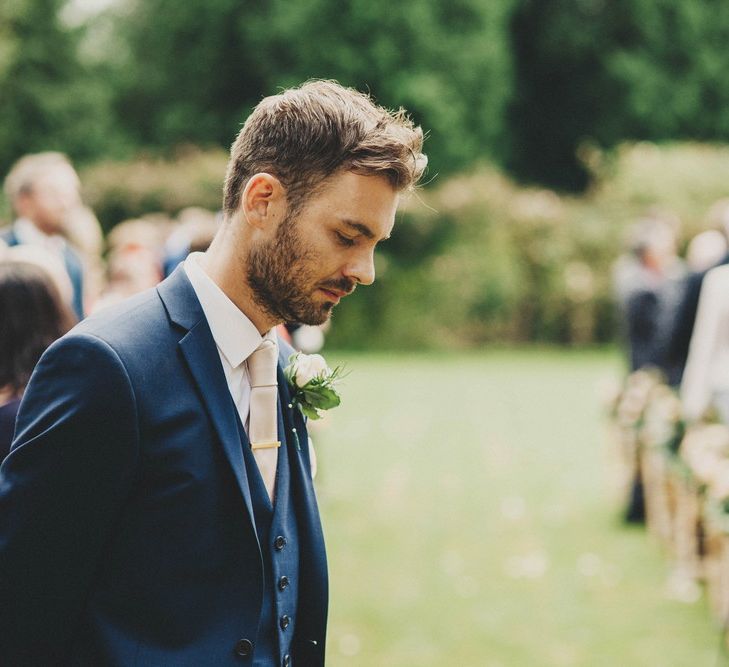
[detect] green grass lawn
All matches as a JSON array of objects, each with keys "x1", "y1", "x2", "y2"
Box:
[{"x1": 312, "y1": 349, "x2": 720, "y2": 666}]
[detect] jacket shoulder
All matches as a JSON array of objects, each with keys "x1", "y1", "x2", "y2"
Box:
[{"x1": 73, "y1": 287, "x2": 171, "y2": 353}]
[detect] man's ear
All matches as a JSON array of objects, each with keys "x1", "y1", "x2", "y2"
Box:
[{"x1": 241, "y1": 173, "x2": 286, "y2": 230}]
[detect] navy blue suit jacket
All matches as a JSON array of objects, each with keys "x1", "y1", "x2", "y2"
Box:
[{"x1": 0, "y1": 268, "x2": 328, "y2": 666}]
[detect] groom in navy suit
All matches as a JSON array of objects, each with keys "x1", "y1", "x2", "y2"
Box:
[{"x1": 0, "y1": 81, "x2": 425, "y2": 666}]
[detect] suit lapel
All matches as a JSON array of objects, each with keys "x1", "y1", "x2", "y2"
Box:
[{"x1": 158, "y1": 268, "x2": 257, "y2": 537}]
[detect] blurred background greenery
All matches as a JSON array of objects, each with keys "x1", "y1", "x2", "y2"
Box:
[
  {"x1": 5, "y1": 3, "x2": 729, "y2": 664},
  {"x1": 4, "y1": 0, "x2": 729, "y2": 351}
]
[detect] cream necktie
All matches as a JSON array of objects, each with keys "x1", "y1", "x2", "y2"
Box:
[{"x1": 247, "y1": 338, "x2": 280, "y2": 502}]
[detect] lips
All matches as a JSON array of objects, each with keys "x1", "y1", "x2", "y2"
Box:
[
  {"x1": 318, "y1": 280, "x2": 355, "y2": 305},
  {"x1": 319, "y1": 288, "x2": 343, "y2": 303},
  {"x1": 321, "y1": 287, "x2": 347, "y2": 298}
]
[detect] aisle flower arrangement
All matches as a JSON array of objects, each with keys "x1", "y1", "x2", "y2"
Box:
[{"x1": 609, "y1": 371, "x2": 729, "y2": 633}]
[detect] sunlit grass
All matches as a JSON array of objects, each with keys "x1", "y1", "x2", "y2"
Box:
[{"x1": 313, "y1": 349, "x2": 719, "y2": 666}]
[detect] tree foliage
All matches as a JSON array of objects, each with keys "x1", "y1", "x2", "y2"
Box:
[
  {"x1": 0, "y1": 0, "x2": 118, "y2": 178},
  {"x1": 110, "y1": 0, "x2": 516, "y2": 177},
  {"x1": 7, "y1": 0, "x2": 729, "y2": 193},
  {"x1": 509, "y1": 0, "x2": 729, "y2": 189}
]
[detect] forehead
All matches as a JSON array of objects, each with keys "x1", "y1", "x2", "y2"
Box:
[
  {"x1": 308, "y1": 171, "x2": 399, "y2": 235},
  {"x1": 32, "y1": 165, "x2": 80, "y2": 194}
]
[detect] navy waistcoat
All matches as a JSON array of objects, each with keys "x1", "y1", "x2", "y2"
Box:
[{"x1": 236, "y1": 398, "x2": 300, "y2": 667}]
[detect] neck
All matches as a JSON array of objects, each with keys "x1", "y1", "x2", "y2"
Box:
[{"x1": 200, "y1": 230, "x2": 279, "y2": 335}]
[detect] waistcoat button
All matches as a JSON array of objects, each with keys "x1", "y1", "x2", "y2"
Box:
[
  {"x1": 278, "y1": 575, "x2": 290, "y2": 591},
  {"x1": 234, "y1": 638, "x2": 253, "y2": 657},
  {"x1": 274, "y1": 535, "x2": 287, "y2": 550},
  {"x1": 280, "y1": 614, "x2": 290, "y2": 630}
]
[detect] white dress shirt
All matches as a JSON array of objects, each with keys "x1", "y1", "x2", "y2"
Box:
[
  {"x1": 183, "y1": 252, "x2": 277, "y2": 433},
  {"x1": 14, "y1": 218, "x2": 67, "y2": 253}
]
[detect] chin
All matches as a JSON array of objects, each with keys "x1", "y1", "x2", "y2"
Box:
[
  {"x1": 296, "y1": 304, "x2": 334, "y2": 327},
  {"x1": 300, "y1": 311, "x2": 332, "y2": 327}
]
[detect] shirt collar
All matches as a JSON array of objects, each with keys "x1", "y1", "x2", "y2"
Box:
[
  {"x1": 183, "y1": 252, "x2": 276, "y2": 368},
  {"x1": 14, "y1": 218, "x2": 65, "y2": 251}
]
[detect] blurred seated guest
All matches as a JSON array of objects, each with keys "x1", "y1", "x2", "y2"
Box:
[
  {"x1": 91, "y1": 244, "x2": 162, "y2": 313},
  {"x1": 666, "y1": 200, "x2": 729, "y2": 385},
  {"x1": 1, "y1": 153, "x2": 86, "y2": 319},
  {"x1": 162, "y1": 207, "x2": 219, "y2": 277},
  {"x1": 681, "y1": 264, "x2": 729, "y2": 424},
  {"x1": 612, "y1": 214, "x2": 686, "y2": 376},
  {"x1": 106, "y1": 216, "x2": 171, "y2": 259},
  {"x1": 91, "y1": 217, "x2": 169, "y2": 313},
  {"x1": 0, "y1": 260, "x2": 75, "y2": 459}
]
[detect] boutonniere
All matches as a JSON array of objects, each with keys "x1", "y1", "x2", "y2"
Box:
[{"x1": 284, "y1": 352, "x2": 345, "y2": 420}]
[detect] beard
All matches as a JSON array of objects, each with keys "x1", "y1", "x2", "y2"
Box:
[{"x1": 247, "y1": 211, "x2": 355, "y2": 325}]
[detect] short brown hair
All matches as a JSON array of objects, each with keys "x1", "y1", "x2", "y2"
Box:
[{"x1": 223, "y1": 80, "x2": 427, "y2": 218}]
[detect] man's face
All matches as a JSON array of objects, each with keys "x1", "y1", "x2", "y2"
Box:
[
  {"x1": 17, "y1": 166, "x2": 81, "y2": 235},
  {"x1": 247, "y1": 171, "x2": 398, "y2": 325}
]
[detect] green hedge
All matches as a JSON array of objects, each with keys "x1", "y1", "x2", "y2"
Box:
[{"x1": 75, "y1": 142, "x2": 729, "y2": 348}]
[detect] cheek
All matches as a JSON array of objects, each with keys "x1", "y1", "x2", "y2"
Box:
[{"x1": 37, "y1": 197, "x2": 60, "y2": 217}]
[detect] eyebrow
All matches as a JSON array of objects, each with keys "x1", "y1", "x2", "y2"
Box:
[{"x1": 341, "y1": 218, "x2": 391, "y2": 242}]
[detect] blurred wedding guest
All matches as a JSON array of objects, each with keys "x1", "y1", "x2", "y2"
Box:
[
  {"x1": 1, "y1": 152, "x2": 86, "y2": 319},
  {"x1": 106, "y1": 216, "x2": 171, "y2": 257},
  {"x1": 0, "y1": 261, "x2": 75, "y2": 459},
  {"x1": 4, "y1": 244, "x2": 75, "y2": 311},
  {"x1": 613, "y1": 215, "x2": 686, "y2": 376},
  {"x1": 162, "y1": 207, "x2": 219, "y2": 277},
  {"x1": 91, "y1": 217, "x2": 168, "y2": 313},
  {"x1": 665, "y1": 200, "x2": 729, "y2": 385},
  {"x1": 63, "y1": 205, "x2": 106, "y2": 310},
  {"x1": 91, "y1": 244, "x2": 162, "y2": 313},
  {"x1": 681, "y1": 263, "x2": 729, "y2": 424}
]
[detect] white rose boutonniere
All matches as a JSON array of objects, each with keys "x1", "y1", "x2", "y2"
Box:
[{"x1": 284, "y1": 352, "x2": 346, "y2": 420}]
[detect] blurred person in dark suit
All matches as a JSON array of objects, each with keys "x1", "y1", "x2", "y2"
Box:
[
  {"x1": 0, "y1": 260, "x2": 75, "y2": 459},
  {"x1": 613, "y1": 215, "x2": 685, "y2": 522},
  {"x1": 613, "y1": 215, "x2": 685, "y2": 376},
  {"x1": 0, "y1": 81, "x2": 426, "y2": 667},
  {"x1": 1, "y1": 152, "x2": 86, "y2": 319},
  {"x1": 665, "y1": 200, "x2": 729, "y2": 386}
]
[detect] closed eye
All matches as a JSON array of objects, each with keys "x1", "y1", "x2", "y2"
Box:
[{"x1": 335, "y1": 231, "x2": 356, "y2": 247}]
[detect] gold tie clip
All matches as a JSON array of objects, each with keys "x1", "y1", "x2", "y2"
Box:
[{"x1": 251, "y1": 441, "x2": 281, "y2": 451}]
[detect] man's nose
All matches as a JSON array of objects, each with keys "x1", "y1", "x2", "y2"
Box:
[{"x1": 344, "y1": 249, "x2": 376, "y2": 286}]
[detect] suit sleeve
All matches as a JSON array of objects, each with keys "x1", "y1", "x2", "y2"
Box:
[{"x1": 0, "y1": 332, "x2": 140, "y2": 665}]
